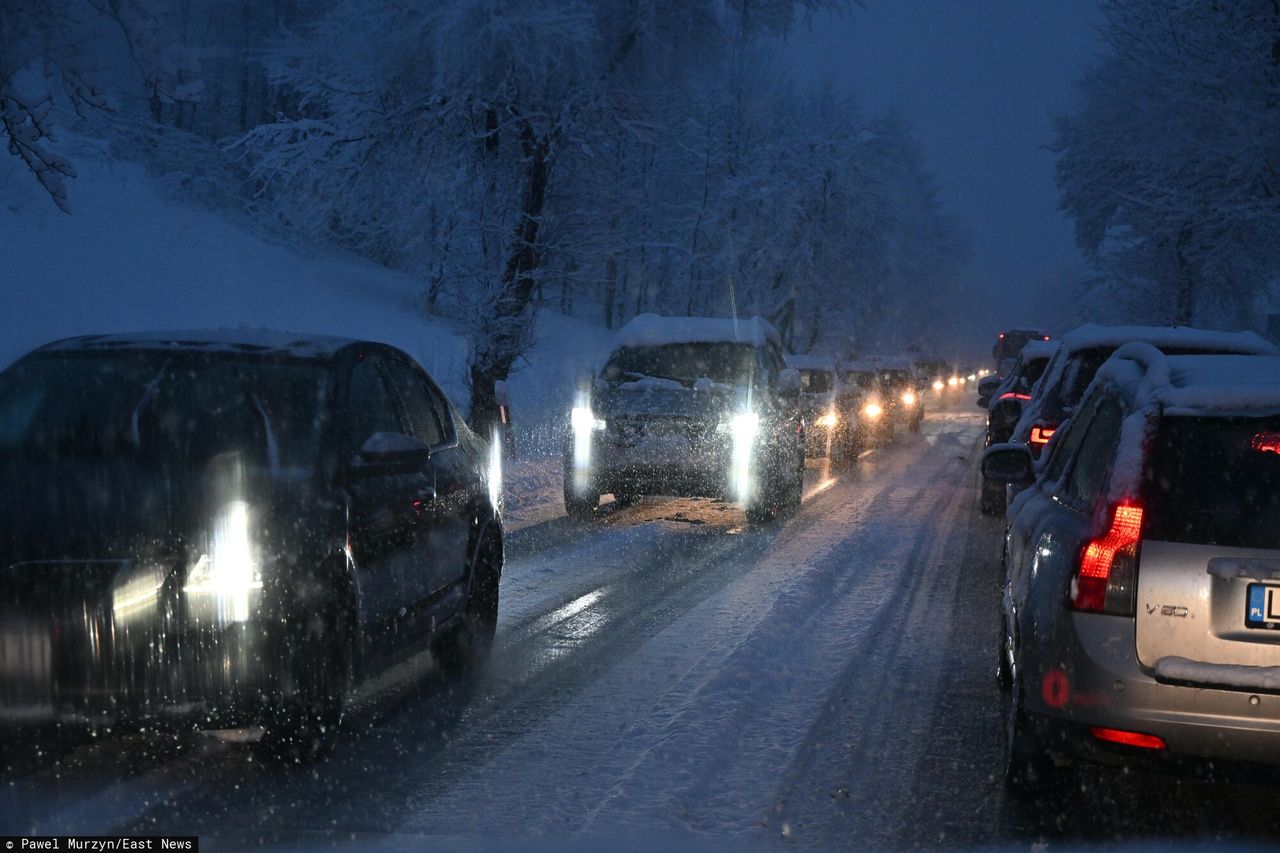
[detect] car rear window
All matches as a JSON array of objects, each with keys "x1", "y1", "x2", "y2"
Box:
[{"x1": 1144, "y1": 415, "x2": 1280, "y2": 549}]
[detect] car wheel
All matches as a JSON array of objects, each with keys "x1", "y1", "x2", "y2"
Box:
[
  {"x1": 433, "y1": 529, "x2": 501, "y2": 677},
  {"x1": 562, "y1": 455, "x2": 599, "y2": 520},
  {"x1": 255, "y1": 579, "x2": 354, "y2": 765}
]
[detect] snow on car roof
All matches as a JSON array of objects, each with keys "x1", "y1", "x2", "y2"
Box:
[
  {"x1": 1019, "y1": 339, "x2": 1059, "y2": 361},
  {"x1": 1052, "y1": 345, "x2": 1280, "y2": 505},
  {"x1": 1056, "y1": 323, "x2": 1275, "y2": 356},
  {"x1": 1013, "y1": 324, "x2": 1278, "y2": 443},
  {"x1": 863, "y1": 354, "x2": 914, "y2": 371},
  {"x1": 785, "y1": 354, "x2": 836, "y2": 372},
  {"x1": 1097, "y1": 346, "x2": 1280, "y2": 416},
  {"x1": 36, "y1": 328, "x2": 364, "y2": 359},
  {"x1": 611, "y1": 313, "x2": 780, "y2": 349}
]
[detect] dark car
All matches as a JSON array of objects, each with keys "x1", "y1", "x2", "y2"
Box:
[
  {"x1": 984, "y1": 346, "x2": 1280, "y2": 792},
  {"x1": 0, "y1": 331, "x2": 503, "y2": 760},
  {"x1": 562, "y1": 314, "x2": 804, "y2": 524},
  {"x1": 993, "y1": 328, "x2": 1051, "y2": 373},
  {"x1": 871, "y1": 360, "x2": 923, "y2": 433},
  {"x1": 978, "y1": 339, "x2": 1057, "y2": 514},
  {"x1": 834, "y1": 362, "x2": 891, "y2": 458},
  {"x1": 785, "y1": 354, "x2": 840, "y2": 458}
]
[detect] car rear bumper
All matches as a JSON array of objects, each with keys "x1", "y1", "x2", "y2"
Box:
[{"x1": 1021, "y1": 610, "x2": 1280, "y2": 767}]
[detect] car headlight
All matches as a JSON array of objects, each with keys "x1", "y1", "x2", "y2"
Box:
[
  {"x1": 863, "y1": 402, "x2": 883, "y2": 418},
  {"x1": 947, "y1": 376, "x2": 959, "y2": 387},
  {"x1": 730, "y1": 411, "x2": 759, "y2": 502},
  {"x1": 184, "y1": 500, "x2": 263, "y2": 623},
  {"x1": 571, "y1": 405, "x2": 606, "y2": 433},
  {"x1": 932, "y1": 380, "x2": 945, "y2": 392},
  {"x1": 902, "y1": 392, "x2": 916, "y2": 406},
  {"x1": 817, "y1": 412, "x2": 838, "y2": 428}
]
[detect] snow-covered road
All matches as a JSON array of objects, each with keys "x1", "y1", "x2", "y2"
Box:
[{"x1": 6, "y1": 409, "x2": 1280, "y2": 848}]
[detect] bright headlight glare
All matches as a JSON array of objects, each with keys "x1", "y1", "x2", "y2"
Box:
[
  {"x1": 817, "y1": 412, "x2": 838, "y2": 428},
  {"x1": 571, "y1": 405, "x2": 605, "y2": 433},
  {"x1": 902, "y1": 392, "x2": 916, "y2": 406},
  {"x1": 184, "y1": 500, "x2": 262, "y2": 623},
  {"x1": 947, "y1": 376, "x2": 959, "y2": 387},
  {"x1": 730, "y1": 411, "x2": 760, "y2": 503},
  {"x1": 863, "y1": 402, "x2": 883, "y2": 418},
  {"x1": 932, "y1": 380, "x2": 945, "y2": 392}
]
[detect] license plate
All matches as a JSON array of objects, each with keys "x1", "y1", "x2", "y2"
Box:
[{"x1": 1246, "y1": 584, "x2": 1280, "y2": 629}]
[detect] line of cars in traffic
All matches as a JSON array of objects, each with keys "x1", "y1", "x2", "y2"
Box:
[
  {"x1": 559, "y1": 314, "x2": 953, "y2": 524},
  {"x1": 977, "y1": 323, "x2": 1280, "y2": 793},
  {"x1": 0, "y1": 314, "x2": 950, "y2": 763}
]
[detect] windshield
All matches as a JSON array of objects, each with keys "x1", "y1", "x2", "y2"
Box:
[
  {"x1": 601, "y1": 343, "x2": 757, "y2": 387},
  {"x1": 0, "y1": 353, "x2": 331, "y2": 470}
]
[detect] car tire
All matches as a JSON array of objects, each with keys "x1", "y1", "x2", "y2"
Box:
[
  {"x1": 433, "y1": 529, "x2": 501, "y2": 677},
  {"x1": 255, "y1": 577, "x2": 354, "y2": 765},
  {"x1": 562, "y1": 455, "x2": 599, "y2": 520}
]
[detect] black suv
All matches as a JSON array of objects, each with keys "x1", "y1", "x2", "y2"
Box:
[{"x1": 0, "y1": 331, "x2": 502, "y2": 761}]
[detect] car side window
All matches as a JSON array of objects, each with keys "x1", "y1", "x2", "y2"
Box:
[
  {"x1": 344, "y1": 358, "x2": 404, "y2": 455},
  {"x1": 1042, "y1": 395, "x2": 1099, "y2": 487},
  {"x1": 382, "y1": 359, "x2": 445, "y2": 447},
  {"x1": 1065, "y1": 397, "x2": 1123, "y2": 506}
]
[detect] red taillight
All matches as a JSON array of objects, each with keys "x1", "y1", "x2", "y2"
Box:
[
  {"x1": 999, "y1": 392, "x2": 1032, "y2": 402},
  {"x1": 1089, "y1": 726, "x2": 1165, "y2": 750},
  {"x1": 1028, "y1": 424, "x2": 1056, "y2": 445},
  {"x1": 999, "y1": 333, "x2": 1006, "y2": 339},
  {"x1": 1072, "y1": 504, "x2": 1144, "y2": 613},
  {"x1": 1042, "y1": 335, "x2": 1051, "y2": 341},
  {"x1": 1252, "y1": 432, "x2": 1280, "y2": 455}
]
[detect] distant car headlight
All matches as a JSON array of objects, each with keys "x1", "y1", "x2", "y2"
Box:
[
  {"x1": 863, "y1": 402, "x2": 883, "y2": 419},
  {"x1": 183, "y1": 500, "x2": 263, "y2": 623},
  {"x1": 817, "y1": 412, "x2": 838, "y2": 428},
  {"x1": 947, "y1": 376, "x2": 959, "y2": 387},
  {"x1": 932, "y1": 380, "x2": 945, "y2": 392},
  {"x1": 902, "y1": 391, "x2": 916, "y2": 406},
  {"x1": 967, "y1": 374, "x2": 976, "y2": 382}
]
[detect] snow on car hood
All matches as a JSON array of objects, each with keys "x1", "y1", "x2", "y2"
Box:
[{"x1": 593, "y1": 381, "x2": 740, "y2": 420}]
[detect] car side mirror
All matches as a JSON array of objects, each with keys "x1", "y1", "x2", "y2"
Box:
[
  {"x1": 777, "y1": 368, "x2": 802, "y2": 397},
  {"x1": 977, "y1": 376, "x2": 1001, "y2": 398},
  {"x1": 982, "y1": 443, "x2": 1035, "y2": 486},
  {"x1": 976, "y1": 396, "x2": 990, "y2": 409},
  {"x1": 347, "y1": 431, "x2": 432, "y2": 476}
]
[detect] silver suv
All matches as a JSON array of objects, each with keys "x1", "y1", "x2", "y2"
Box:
[{"x1": 984, "y1": 343, "x2": 1280, "y2": 790}]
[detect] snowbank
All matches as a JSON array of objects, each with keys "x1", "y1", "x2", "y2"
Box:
[{"x1": 0, "y1": 155, "x2": 471, "y2": 402}]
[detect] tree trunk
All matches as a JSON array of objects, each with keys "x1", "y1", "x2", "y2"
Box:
[
  {"x1": 466, "y1": 125, "x2": 551, "y2": 435},
  {"x1": 1174, "y1": 221, "x2": 1195, "y2": 326}
]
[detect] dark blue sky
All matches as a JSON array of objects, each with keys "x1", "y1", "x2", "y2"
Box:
[{"x1": 787, "y1": 1, "x2": 1103, "y2": 334}]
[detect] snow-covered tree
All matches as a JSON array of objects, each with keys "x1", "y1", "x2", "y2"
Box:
[{"x1": 1054, "y1": 0, "x2": 1280, "y2": 328}]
